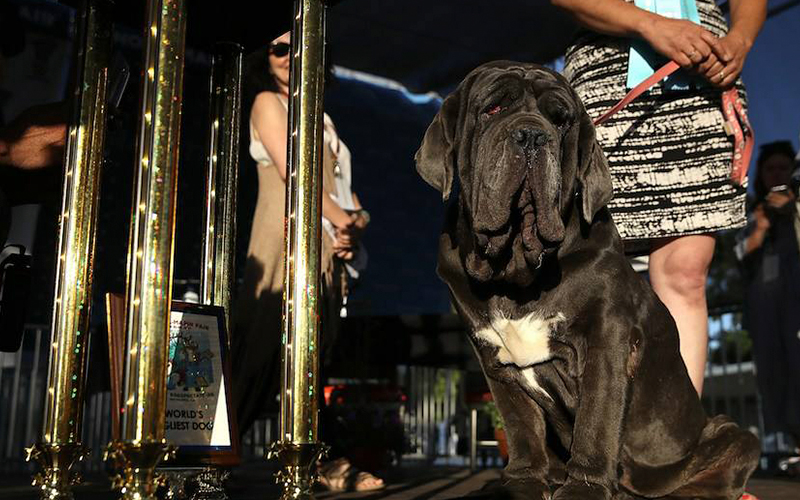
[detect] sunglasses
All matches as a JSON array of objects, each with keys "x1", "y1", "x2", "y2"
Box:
[{"x1": 269, "y1": 42, "x2": 291, "y2": 58}]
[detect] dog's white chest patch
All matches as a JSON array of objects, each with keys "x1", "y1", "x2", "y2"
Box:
[{"x1": 475, "y1": 311, "x2": 565, "y2": 368}]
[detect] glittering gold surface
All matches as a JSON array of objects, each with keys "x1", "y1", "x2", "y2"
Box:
[
  {"x1": 33, "y1": 0, "x2": 112, "y2": 497},
  {"x1": 120, "y1": 0, "x2": 186, "y2": 448},
  {"x1": 113, "y1": 2, "x2": 185, "y2": 498},
  {"x1": 106, "y1": 442, "x2": 176, "y2": 500},
  {"x1": 201, "y1": 43, "x2": 243, "y2": 336},
  {"x1": 268, "y1": 442, "x2": 327, "y2": 500},
  {"x1": 275, "y1": 0, "x2": 327, "y2": 498},
  {"x1": 280, "y1": 0, "x2": 327, "y2": 446},
  {"x1": 26, "y1": 444, "x2": 90, "y2": 500}
]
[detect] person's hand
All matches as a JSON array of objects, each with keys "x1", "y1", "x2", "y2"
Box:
[
  {"x1": 696, "y1": 51, "x2": 727, "y2": 87},
  {"x1": 0, "y1": 102, "x2": 68, "y2": 170},
  {"x1": 336, "y1": 219, "x2": 358, "y2": 247},
  {"x1": 766, "y1": 190, "x2": 796, "y2": 211},
  {"x1": 640, "y1": 16, "x2": 719, "y2": 69},
  {"x1": 753, "y1": 203, "x2": 770, "y2": 231},
  {"x1": 334, "y1": 247, "x2": 355, "y2": 261},
  {"x1": 335, "y1": 212, "x2": 366, "y2": 246},
  {"x1": 332, "y1": 236, "x2": 355, "y2": 261},
  {"x1": 707, "y1": 30, "x2": 752, "y2": 88}
]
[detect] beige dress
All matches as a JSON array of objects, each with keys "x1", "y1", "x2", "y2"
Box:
[{"x1": 233, "y1": 92, "x2": 348, "y2": 433}]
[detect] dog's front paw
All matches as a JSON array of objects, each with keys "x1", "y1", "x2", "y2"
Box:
[
  {"x1": 552, "y1": 481, "x2": 611, "y2": 500},
  {"x1": 499, "y1": 478, "x2": 550, "y2": 500}
]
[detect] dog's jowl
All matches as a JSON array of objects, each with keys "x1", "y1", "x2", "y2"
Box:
[{"x1": 415, "y1": 61, "x2": 760, "y2": 500}]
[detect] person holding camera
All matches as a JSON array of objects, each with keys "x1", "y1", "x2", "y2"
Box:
[{"x1": 735, "y1": 140, "x2": 800, "y2": 464}]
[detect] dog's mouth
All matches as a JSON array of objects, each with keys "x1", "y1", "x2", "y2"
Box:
[
  {"x1": 465, "y1": 187, "x2": 558, "y2": 287},
  {"x1": 465, "y1": 147, "x2": 565, "y2": 287}
]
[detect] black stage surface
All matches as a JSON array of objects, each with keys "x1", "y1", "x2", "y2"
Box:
[{"x1": 1, "y1": 462, "x2": 798, "y2": 499}]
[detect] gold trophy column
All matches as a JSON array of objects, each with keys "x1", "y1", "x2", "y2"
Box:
[
  {"x1": 107, "y1": 0, "x2": 187, "y2": 498},
  {"x1": 201, "y1": 42, "x2": 243, "y2": 331},
  {"x1": 176, "y1": 41, "x2": 244, "y2": 500},
  {"x1": 268, "y1": 0, "x2": 329, "y2": 498},
  {"x1": 26, "y1": 1, "x2": 112, "y2": 498}
]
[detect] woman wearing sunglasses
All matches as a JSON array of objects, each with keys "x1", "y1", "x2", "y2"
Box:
[{"x1": 232, "y1": 32, "x2": 382, "y2": 492}]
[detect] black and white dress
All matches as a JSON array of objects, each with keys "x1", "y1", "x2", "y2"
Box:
[{"x1": 563, "y1": 0, "x2": 747, "y2": 245}]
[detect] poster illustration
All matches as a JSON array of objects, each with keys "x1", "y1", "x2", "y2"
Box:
[{"x1": 165, "y1": 308, "x2": 231, "y2": 449}]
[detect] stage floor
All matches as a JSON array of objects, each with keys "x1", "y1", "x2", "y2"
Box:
[{"x1": 1, "y1": 462, "x2": 798, "y2": 499}]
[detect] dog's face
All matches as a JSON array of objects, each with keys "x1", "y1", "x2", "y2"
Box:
[{"x1": 416, "y1": 61, "x2": 613, "y2": 287}]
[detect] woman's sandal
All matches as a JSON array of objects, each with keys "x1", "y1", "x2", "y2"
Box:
[{"x1": 317, "y1": 457, "x2": 385, "y2": 492}]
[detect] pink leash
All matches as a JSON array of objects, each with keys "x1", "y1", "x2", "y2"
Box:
[{"x1": 592, "y1": 61, "x2": 753, "y2": 186}]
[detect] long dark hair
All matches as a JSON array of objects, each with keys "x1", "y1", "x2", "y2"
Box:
[
  {"x1": 243, "y1": 46, "x2": 281, "y2": 113},
  {"x1": 242, "y1": 41, "x2": 336, "y2": 118},
  {"x1": 753, "y1": 140, "x2": 797, "y2": 202}
]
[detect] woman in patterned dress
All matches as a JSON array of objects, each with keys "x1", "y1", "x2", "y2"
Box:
[{"x1": 552, "y1": 0, "x2": 767, "y2": 395}]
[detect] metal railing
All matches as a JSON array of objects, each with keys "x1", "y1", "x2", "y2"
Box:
[
  {"x1": 2, "y1": 321, "x2": 788, "y2": 473},
  {"x1": 703, "y1": 311, "x2": 794, "y2": 456},
  {"x1": 703, "y1": 312, "x2": 761, "y2": 433},
  {"x1": 0, "y1": 326, "x2": 115, "y2": 474},
  {"x1": 400, "y1": 366, "x2": 463, "y2": 460},
  {"x1": 1, "y1": 326, "x2": 47, "y2": 474}
]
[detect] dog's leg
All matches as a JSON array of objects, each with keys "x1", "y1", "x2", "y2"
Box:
[
  {"x1": 475, "y1": 341, "x2": 554, "y2": 500},
  {"x1": 666, "y1": 415, "x2": 760, "y2": 500},
  {"x1": 552, "y1": 326, "x2": 632, "y2": 500},
  {"x1": 489, "y1": 374, "x2": 554, "y2": 500}
]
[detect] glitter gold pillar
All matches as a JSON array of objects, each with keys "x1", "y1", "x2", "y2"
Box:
[
  {"x1": 106, "y1": 0, "x2": 186, "y2": 498},
  {"x1": 201, "y1": 42, "x2": 243, "y2": 332},
  {"x1": 25, "y1": 0, "x2": 112, "y2": 498},
  {"x1": 267, "y1": 0, "x2": 329, "y2": 498}
]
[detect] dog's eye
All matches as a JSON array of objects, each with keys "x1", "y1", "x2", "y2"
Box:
[
  {"x1": 551, "y1": 107, "x2": 572, "y2": 126},
  {"x1": 484, "y1": 104, "x2": 504, "y2": 116},
  {"x1": 545, "y1": 101, "x2": 573, "y2": 126}
]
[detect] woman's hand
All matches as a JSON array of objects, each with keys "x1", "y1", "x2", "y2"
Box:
[
  {"x1": 334, "y1": 246, "x2": 355, "y2": 261},
  {"x1": 753, "y1": 203, "x2": 770, "y2": 232},
  {"x1": 744, "y1": 203, "x2": 771, "y2": 255},
  {"x1": 640, "y1": 16, "x2": 719, "y2": 69},
  {"x1": 765, "y1": 190, "x2": 796, "y2": 211},
  {"x1": 696, "y1": 51, "x2": 725, "y2": 87},
  {"x1": 333, "y1": 233, "x2": 355, "y2": 261},
  {"x1": 334, "y1": 217, "x2": 360, "y2": 246},
  {"x1": 706, "y1": 30, "x2": 752, "y2": 88}
]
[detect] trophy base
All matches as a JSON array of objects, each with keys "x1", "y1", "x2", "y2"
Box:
[
  {"x1": 106, "y1": 441, "x2": 177, "y2": 500},
  {"x1": 26, "y1": 443, "x2": 89, "y2": 500},
  {"x1": 268, "y1": 442, "x2": 328, "y2": 500}
]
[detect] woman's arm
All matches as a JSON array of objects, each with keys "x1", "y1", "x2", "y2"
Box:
[
  {"x1": 251, "y1": 92, "x2": 289, "y2": 180},
  {"x1": 0, "y1": 102, "x2": 67, "y2": 169},
  {"x1": 551, "y1": 0, "x2": 655, "y2": 37},
  {"x1": 743, "y1": 204, "x2": 770, "y2": 255},
  {"x1": 551, "y1": 0, "x2": 720, "y2": 68},
  {"x1": 709, "y1": 0, "x2": 767, "y2": 88},
  {"x1": 250, "y1": 91, "x2": 353, "y2": 228}
]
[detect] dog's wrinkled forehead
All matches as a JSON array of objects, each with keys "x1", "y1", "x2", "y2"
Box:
[{"x1": 469, "y1": 63, "x2": 575, "y2": 105}]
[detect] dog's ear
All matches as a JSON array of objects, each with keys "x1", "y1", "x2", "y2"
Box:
[
  {"x1": 415, "y1": 92, "x2": 460, "y2": 202},
  {"x1": 576, "y1": 108, "x2": 613, "y2": 223}
]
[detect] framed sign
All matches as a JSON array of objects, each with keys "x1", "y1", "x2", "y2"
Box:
[
  {"x1": 165, "y1": 301, "x2": 240, "y2": 465},
  {"x1": 106, "y1": 295, "x2": 240, "y2": 466}
]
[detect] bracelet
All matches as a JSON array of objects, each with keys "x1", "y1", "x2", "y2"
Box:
[{"x1": 356, "y1": 209, "x2": 371, "y2": 225}]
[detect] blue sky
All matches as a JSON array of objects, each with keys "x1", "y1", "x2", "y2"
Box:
[{"x1": 741, "y1": 2, "x2": 800, "y2": 173}]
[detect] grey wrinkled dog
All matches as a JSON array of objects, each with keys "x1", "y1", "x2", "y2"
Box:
[{"x1": 415, "y1": 61, "x2": 759, "y2": 500}]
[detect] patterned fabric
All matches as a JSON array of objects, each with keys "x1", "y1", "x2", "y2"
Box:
[{"x1": 563, "y1": 0, "x2": 747, "y2": 243}]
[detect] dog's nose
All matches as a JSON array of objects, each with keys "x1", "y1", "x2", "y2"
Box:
[{"x1": 512, "y1": 127, "x2": 549, "y2": 147}]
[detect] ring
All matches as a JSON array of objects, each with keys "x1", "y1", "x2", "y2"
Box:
[
  {"x1": 688, "y1": 49, "x2": 697, "y2": 59},
  {"x1": 718, "y1": 70, "x2": 725, "y2": 80}
]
